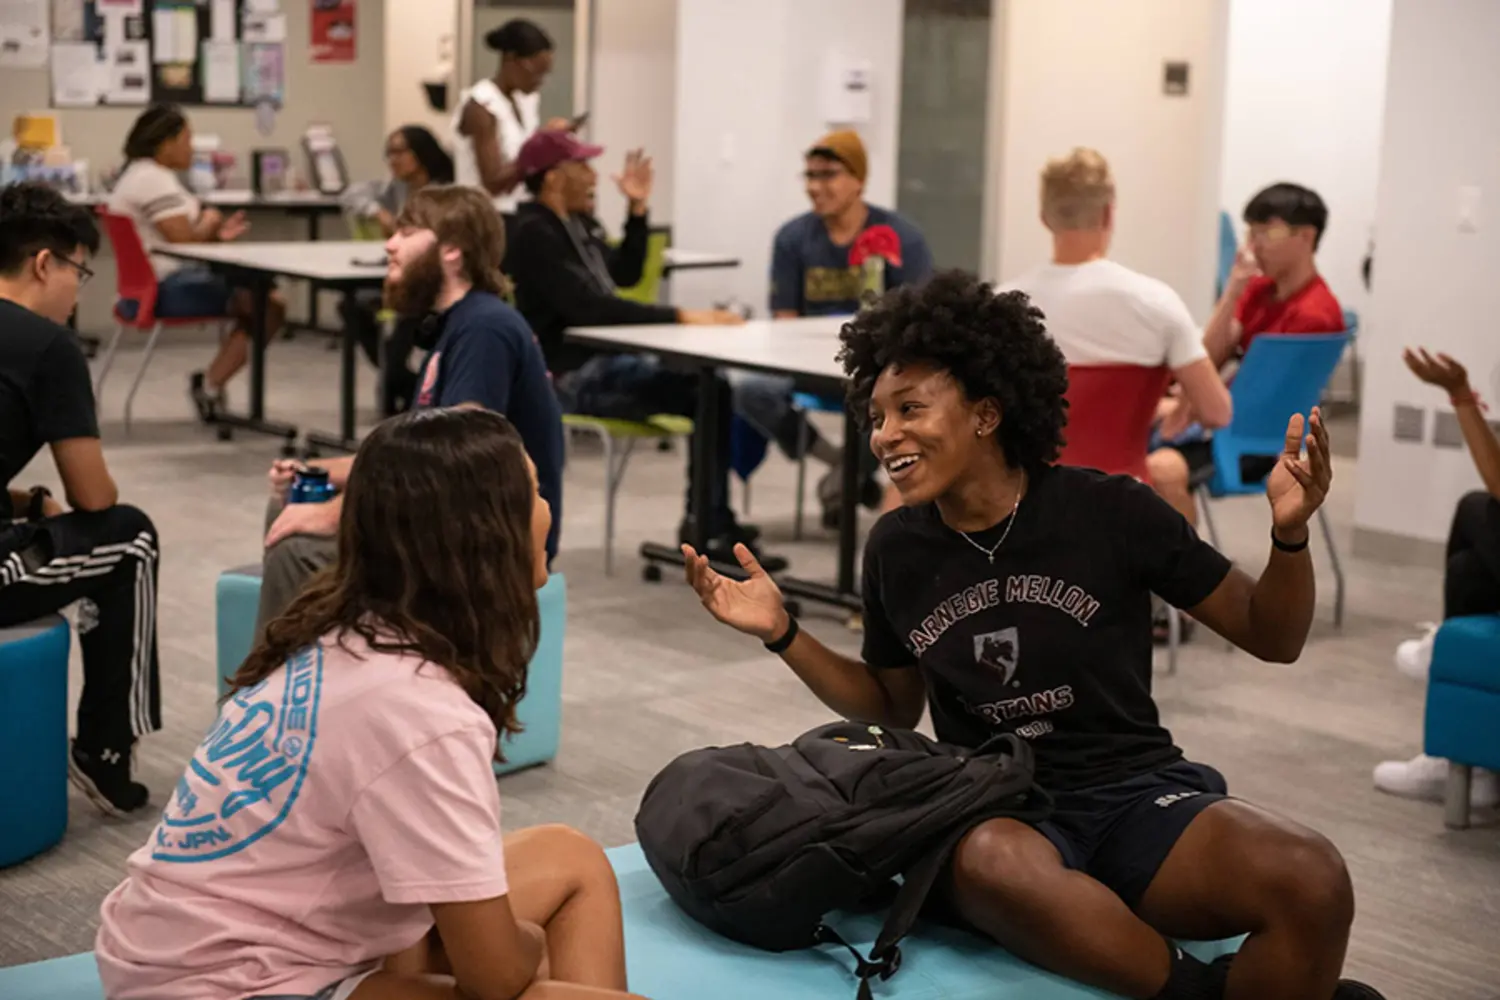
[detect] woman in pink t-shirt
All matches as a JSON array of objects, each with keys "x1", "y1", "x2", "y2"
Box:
[{"x1": 97, "y1": 407, "x2": 640, "y2": 1000}]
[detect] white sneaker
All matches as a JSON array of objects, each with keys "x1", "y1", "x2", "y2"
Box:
[
  {"x1": 1373, "y1": 753, "x2": 1500, "y2": 808},
  {"x1": 1394, "y1": 623, "x2": 1438, "y2": 682}
]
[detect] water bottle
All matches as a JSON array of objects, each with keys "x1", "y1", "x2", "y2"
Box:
[{"x1": 288, "y1": 467, "x2": 337, "y2": 505}]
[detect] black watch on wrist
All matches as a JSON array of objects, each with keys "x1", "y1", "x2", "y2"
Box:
[{"x1": 26, "y1": 486, "x2": 52, "y2": 521}]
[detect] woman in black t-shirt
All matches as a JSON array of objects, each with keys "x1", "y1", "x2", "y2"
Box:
[{"x1": 681, "y1": 272, "x2": 1383, "y2": 1000}]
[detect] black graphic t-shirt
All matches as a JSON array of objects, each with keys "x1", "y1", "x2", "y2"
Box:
[{"x1": 861, "y1": 464, "x2": 1233, "y2": 791}]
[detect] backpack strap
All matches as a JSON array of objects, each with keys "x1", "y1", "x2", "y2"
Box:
[{"x1": 815, "y1": 823, "x2": 972, "y2": 1000}]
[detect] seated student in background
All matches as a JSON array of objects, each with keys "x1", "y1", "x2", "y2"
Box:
[
  {"x1": 98, "y1": 407, "x2": 642, "y2": 1000},
  {"x1": 0, "y1": 183, "x2": 160, "y2": 816},
  {"x1": 508, "y1": 129, "x2": 773, "y2": 564},
  {"x1": 1149, "y1": 182, "x2": 1344, "y2": 522},
  {"x1": 1002, "y1": 148, "x2": 1231, "y2": 525},
  {"x1": 256, "y1": 186, "x2": 564, "y2": 630},
  {"x1": 341, "y1": 125, "x2": 455, "y2": 415},
  {"x1": 108, "y1": 104, "x2": 285, "y2": 424},
  {"x1": 1373, "y1": 347, "x2": 1499, "y2": 808},
  {"x1": 740, "y1": 129, "x2": 934, "y2": 526}
]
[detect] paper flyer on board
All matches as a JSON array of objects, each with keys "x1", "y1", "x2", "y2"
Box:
[
  {"x1": 0, "y1": 0, "x2": 50, "y2": 67},
  {"x1": 104, "y1": 38, "x2": 148, "y2": 103},
  {"x1": 50, "y1": 39, "x2": 102, "y2": 105},
  {"x1": 309, "y1": 0, "x2": 353, "y2": 63},
  {"x1": 202, "y1": 39, "x2": 239, "y2": 102},
  {"x1": 242, "y1": 40, "x2": 282, "y2": 105}
]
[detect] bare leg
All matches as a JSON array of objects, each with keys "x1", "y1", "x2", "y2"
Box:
[
  {"x1": 207, "y1": 290, "x2": 284, "y2": 390},
  {"x1": 503, "y1": 824, "x2": 629, "y2": 990},
  {"x1": 1147, "y1": 448, "x2": 1196, "y2": 526},
  {"x1": 1137, "y1": 800, "x2": 1354, "y2": 1000},
  {"x1": 946, "y1": 819, "x2": 1174, "y2": 997},
  {"x1": 351, "y1": 825, "x2": 638, "y2": 1000}
]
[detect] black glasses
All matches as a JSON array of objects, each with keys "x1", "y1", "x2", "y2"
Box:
[
  {"x1": 56, "y1": 254, "x2": 94, "y2": 287},
  {"x1": 803, "y1": 168, "x2": 845, "y2": 182},
  {"x1": 385, "y1": 145, "x2": 411, "y2": 159}
]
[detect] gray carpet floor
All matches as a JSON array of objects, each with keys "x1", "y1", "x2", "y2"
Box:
[{"x1": 1, "y1": 330, "x2": 1497, "y2": 999}]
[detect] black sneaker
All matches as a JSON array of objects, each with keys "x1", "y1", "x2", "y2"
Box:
[
  {"x1": 69, "y1": 740, "x2": 149, "y2": 817},
  {"x1": 189, "y1": 371, "x2": 224, "y2": 424},
  {"x1": 1334, "y1": 982, "x2": 1387, "y2": 999}
]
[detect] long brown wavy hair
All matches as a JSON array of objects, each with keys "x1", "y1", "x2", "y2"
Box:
[{"x1": 229, "y1": 408, "x2": 540, "y2": 754}]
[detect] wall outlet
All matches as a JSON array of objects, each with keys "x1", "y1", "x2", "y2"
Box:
[
  {"x1": 1393, "y1": 404, "x2": 1425, "y2": 442},
  {"x1": 1433, "y1": 410, "x2": 1465, "y2": 448}
]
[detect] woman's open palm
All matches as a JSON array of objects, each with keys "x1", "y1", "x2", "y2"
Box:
[{"x1": 681, "y1": 543, "x2": 785, "y2": 641}]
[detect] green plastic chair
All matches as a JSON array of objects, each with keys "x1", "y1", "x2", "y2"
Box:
[
  {"x1": 615, "y1": 229, "x2": 669, "y2": 305},
  {"x1": 562, "y1": 412, "x2": 693, "y2": 575}
]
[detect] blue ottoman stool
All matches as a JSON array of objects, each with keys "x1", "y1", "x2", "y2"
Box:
[
  {"x1": 0, "y1": 841, "x2": 1240, "y2": 1000},
  {"x1": 0, "y1": 614, "x2": 71, "y2": 868},
  {"x1": 215, "y1": 567, "x2": 565, "y2": 774},
  {"x1": 215, "y1": 564, "x2": 264, "y2": 700},
  {"x1": 1423, "y1": 613, "x2": 1500, "y2": 829},
  {"x1": 495, "y1": 573, "x2": 566, "y2": 776}
]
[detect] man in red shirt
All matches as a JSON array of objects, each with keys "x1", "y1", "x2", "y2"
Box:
[
  {"x1": 1203, "y1": 182, "x2": 1345, "y2": 368},
  {"x1": 1149, "y1": 182, "x2": 1345, "y2": 544}
]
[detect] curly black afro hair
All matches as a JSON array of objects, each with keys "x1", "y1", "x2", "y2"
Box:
[{"x1": 837, "y1": 269, "x2": 1069, "y2": 472}]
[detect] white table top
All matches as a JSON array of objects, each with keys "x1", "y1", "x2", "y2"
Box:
[
  {"x1": 155, "y1": 240, "x2": 388, "y2": 283},
  {"x1": 662, "y1": 248, "x2": 741, "y2": 271},
  {"x1": 566, "y1": 316, "x2": 850, "y2": 381},
  {"x1": 69, "y1": 190, "x2": 343, "y2": 210}
]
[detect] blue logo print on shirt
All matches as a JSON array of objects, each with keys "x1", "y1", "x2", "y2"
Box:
[{"x1": 152, "y1": 646, "x2": 324, "y2": 863}]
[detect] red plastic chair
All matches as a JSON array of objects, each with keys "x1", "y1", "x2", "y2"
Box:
[
  {"x1": 95, "y1": 210, "x2": 229, "y2": 430},
  {"x1": 1059, "y1": 364, "x2": 1173, "y2": 483}
]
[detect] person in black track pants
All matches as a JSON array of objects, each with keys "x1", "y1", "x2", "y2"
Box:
[{"x1": 0, "y1": 182, "x2": 159, "y2": 816}]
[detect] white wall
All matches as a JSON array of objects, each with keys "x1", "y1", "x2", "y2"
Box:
[
  {"x1": 671, "y1": 0, "x2": 903, "y2": 312},
  {"x1": 990, "y1": 0, "x2": 1228, "y2": 319},
  {"x1": 385, "y1": 0, "x2": 459, "y2": 137},
  {"x1": 589, "y1": 0, "x2": 677, "y2": 226},
  {"x1": 1354, "y1": 0, "x2": 1500, "y2": 547},
  {"x1": 1219, "y1": 0, "x2": 1391, "y2": 320}
]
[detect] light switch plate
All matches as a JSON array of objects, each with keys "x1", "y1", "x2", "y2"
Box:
[
  {"x1": 1393, "y1": 404, "x2": 1424, "y2": 442},
  {"x1": 1433, "y1": 410, "x2": 1465, "y2": 448}
]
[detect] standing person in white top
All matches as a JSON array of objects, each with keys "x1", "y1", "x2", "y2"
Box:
[
  {"x1": 107, "y1": 104, "x2": 286, "y2": 424},
  {"x1": 453, "y1": 18, "x2": 571, "y2": 264},
  {"x1": 1001, "y1": 148, "x2": 1231, "y2": 524}
]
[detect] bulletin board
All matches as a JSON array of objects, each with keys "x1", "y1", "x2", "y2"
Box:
[{"x1": 47, "y1": 0, "x2": 285, "y2": 109}]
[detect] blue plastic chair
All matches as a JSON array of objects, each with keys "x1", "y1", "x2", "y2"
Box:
[
  {"x1": 1215, "y1": 210, "x2": 1237, "y2": 301},
  {"x1": 1195, "y1": 333, "x2": 1351, "y2": 626},
  {"x1": 1335, "y1": 308, "x2": 1361, "y2": 406},
  {"x1": 791, "y1": 392, "x2": 845, "y2": 539}
]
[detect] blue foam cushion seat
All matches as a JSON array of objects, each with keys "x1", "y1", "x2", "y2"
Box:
[
  {"x1": 214, "y1": 567, "x2": 565, "y2": 775},
  {"x1": 1424, "y1": 614, "x2": 1500, "y2": 772},
  {"x1": 493, "y1": 573, "x2": 566, "y2": 776},
  {"x1": 608, "y1": 843, "x2": 1242, "y2": 999},
  {"x1": 0, "y1": 614, "x2": 71, "y2": 869},
  {"x1": 0, "y1": 841, "x2": 1241, "y2": 1000}
]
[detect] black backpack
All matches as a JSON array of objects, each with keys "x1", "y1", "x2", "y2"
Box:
[{"x1": 634, "y1": 722, "x2": 1051, "y2": 999}]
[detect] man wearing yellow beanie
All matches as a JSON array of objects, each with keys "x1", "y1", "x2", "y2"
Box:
[{"x1": 735, "y1": 129, "x2": 933, "y2": 525}]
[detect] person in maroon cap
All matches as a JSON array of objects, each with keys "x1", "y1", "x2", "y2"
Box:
[{"x1": 508, "y1": 129, "x2": 778, "y2": 566}]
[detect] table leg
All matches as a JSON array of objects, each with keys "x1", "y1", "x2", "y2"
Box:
[
  {"x1": 302, "y1": 288, "x2": 365, "y2": 456},
  {"x1": 208, "y1": 273, "x2": 299, "y2": 447},
  {"x1": 775, "y1": 403, "x2": 863, "y2": 614}
]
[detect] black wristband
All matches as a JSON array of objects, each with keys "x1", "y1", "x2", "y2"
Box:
[
  {"x1": 764, "y1": 615, "x2": 800, "y2": 654},
  {"x1": 26, "y1": 486, "x2": 51, "y2": 522},
  {"x1": 1271, "y1": 527, "x2": 1309, "y2": 553}
]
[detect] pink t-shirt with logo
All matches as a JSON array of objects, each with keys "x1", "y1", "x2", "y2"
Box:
[{"x1": 95, "y1": 633, "x2": 508, "y2": 1000}]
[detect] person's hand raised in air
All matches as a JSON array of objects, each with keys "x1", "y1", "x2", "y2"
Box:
[
  {"x1": 614, "y1": 149, "x2": 654, "y2": 214},
  {"x1": 1403, "y1": 347, "x2": 1470, "y2": 395},
  {"x1": 1265, "y1": 406, "x2": 1333, "y2": 542},
  {"x1": 682, "y1": 542, "x2": 789, "y2": 643}
]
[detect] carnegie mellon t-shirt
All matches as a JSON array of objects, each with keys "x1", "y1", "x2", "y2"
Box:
[{"x1": 860, "y1": 464, "x2": 1232, "y2": 791}]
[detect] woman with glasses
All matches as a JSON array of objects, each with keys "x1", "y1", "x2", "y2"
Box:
[
  {"x1": 108, "y1": 103, "x2": 286, "y2": 424},
  {"x1": 343, "y1": 125, "x2": 455, "y2": 414}
]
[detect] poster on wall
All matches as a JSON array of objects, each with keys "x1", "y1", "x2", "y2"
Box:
[{"x1": 309, "y1": 0, "x2": 351, "y2": 63}]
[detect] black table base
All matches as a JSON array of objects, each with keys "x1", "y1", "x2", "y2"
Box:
[
  {"x1": 635, "y1": 363, "x2": 863, "y2": 618},
  {"x1": 206, "y1": 272, "x2": 301, "y2": 446}
]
